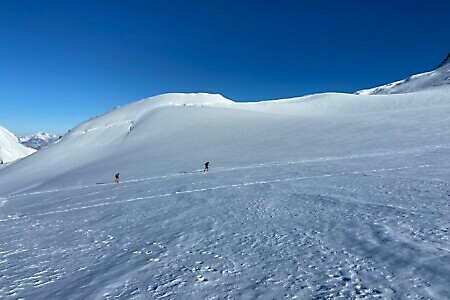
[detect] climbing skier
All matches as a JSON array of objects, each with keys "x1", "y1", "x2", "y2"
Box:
[
  {"x1": 203, "y1": 161, "x2": 210, "y2": 172},
  {"x1": 114, "y1": 173, "x2": 120, "y2": 183}
]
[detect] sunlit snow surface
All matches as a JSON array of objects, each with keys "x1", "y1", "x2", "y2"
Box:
[{"x1": 0, "y1": 91, "x2": 449, "y2": 299}]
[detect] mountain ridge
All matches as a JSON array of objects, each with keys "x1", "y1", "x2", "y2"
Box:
[
  {"x1": 356, "y1": 54, "x2": 450, "y2": 95},
  {"x1": 0, "y1": 88, "x2": 449, "y2": 196},
  {"x1": 19, "y1": 132, "x2": 59, "y2": 150}
]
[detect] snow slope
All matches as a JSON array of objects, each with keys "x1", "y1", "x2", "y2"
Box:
[
  {"x1": 19, "y1": 132, "x2": 59, "y2": 150},
  {"x1": 0, "y1": 126, "x2": 36, "y2": 163},
  {"x1": 356, "y1": 54, "x2": 450, "y2": 95},
  {"x1": 0, "y1": 91, "x2": 449, "y2": 299}
]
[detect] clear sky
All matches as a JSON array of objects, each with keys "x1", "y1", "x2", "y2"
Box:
[{"x1": 1, "y1": 0, "x2": 449, "y2": 135}]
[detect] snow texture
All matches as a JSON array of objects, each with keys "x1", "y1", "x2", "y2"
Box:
[
  {"x1": 356, "y1": 54, "x2": 450, "y2": 95},
  {"x1": 0, "y1": 90, "x2": 449, "y2": 299},
  {"x1": 0, "y1": 126, "x2": 36, "y2": 163}
]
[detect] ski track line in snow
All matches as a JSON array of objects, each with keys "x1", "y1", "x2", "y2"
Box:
[
  {"x1": 24, "y1": 162, "x2": 364, "y2": 212},
  {"x1": 52, "y1": 181, "x2": 202, "y2": 211},
  {"x1": 4, "y1": 144, "x2": 449, "y2": 200},
  {"x1": 5, "y1": 171, "x2": 204, "y2": 199},
  {"x1": 72, "y1": 120, "x2": 133, "y2": 135},
  {"x1": 7, "y1": 164, "x2": 435, "y2": 219},
  {"x1": 53, "y1": 169, "x2": 308, "y2": 211},
  {"x1": 20, "y1": 176, "x2": 188, "y2": 212},
  {"x1": 211, "y1": 144, "x2": 450, "y2": 173}
]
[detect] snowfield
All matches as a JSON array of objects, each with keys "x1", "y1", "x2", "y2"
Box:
[{"x1": 0, "y1": 90, "x2": 449, "y2": 299}]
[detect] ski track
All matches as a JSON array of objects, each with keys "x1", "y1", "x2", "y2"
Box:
[
  {"x1": 1, "y1": 163, "x2": 438, "y2": 219},
  {"x1": 20, "y1": 178, "x2": 199, "y2": 212},
  {"x1": 4, "y1": 143, "x2": 448, "y2": 200}
]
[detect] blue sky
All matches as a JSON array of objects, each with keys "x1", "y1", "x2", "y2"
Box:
[{"x1": 1, "y1": 0, "x2": 449, "y2": 135}]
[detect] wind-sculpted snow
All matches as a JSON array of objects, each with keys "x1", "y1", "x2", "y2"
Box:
[{"x1": 0, "y1": 146, "x2": 448, "y2": 299}]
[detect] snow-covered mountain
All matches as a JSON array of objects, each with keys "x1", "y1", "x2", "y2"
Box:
[
  {"x1": 0, "y1": 91, "x2": 449, "y2": 299},
  {"x1": 19, "y1": 132, "x2": 60, "y2": 150},
  {"x1": 0, "y1": 126, "x2": 36, "y2": 164},
  {"x1": 2, "y1": 90, "x2": 448, "y2": 194},
  {"x1": 356, "y1": 53, "x2": 450, "y2": 95}
]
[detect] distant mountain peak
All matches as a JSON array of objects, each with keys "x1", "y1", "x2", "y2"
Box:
[
  {"x1": 20, "y1": 132, "x2": 59, "y2": 150},
  {"x1": 356, "y1": 53, "x2": 450, "y2": 95}
]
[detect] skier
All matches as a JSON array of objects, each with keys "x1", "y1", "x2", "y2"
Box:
[
  {"x1": 128, "y1": 120, "x2": 134, "y2": 133},
  {"x1": 114, "y1": 173, "x2": 120, "y2": 183},
  {"x1": 203, "y1": 161, "x2": 210, "y2": 172}
]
